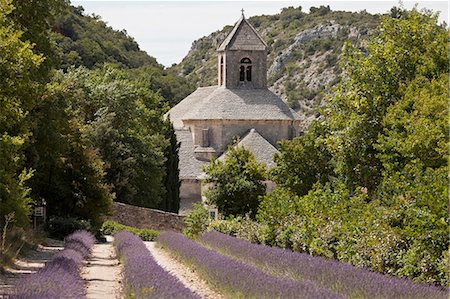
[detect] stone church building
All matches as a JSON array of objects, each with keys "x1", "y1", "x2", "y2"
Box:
[{"x1": 168, "y1": 14, "x2": 301, "y2": 214}]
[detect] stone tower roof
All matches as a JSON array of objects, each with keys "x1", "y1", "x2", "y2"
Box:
[
  {"x1": 179, "y1": 86, "x2": 300, "y2": 122},
  {"x1": 218, "y1": 128, "x2": 279, "y2": 168},
  {"x1": 217, "y1": 15, "x2": 267, "y2": 51}
]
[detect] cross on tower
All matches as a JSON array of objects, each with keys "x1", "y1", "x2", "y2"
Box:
[{"x1": 241, "y1": 8, "x2": 245, "y2": 17}]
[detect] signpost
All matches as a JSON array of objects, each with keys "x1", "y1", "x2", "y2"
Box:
[{"x1": 33, "y1": 199, "x2": 47, "y2": 229}]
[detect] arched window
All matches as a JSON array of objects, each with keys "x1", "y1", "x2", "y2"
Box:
[
  {"x1": 240, "y1": 58, "x2": 252, "y2": 82},
  {"x1": 220, "y1": 56, "x2": 224, "y2": 85}
]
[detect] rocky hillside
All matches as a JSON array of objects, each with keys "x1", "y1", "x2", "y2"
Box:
[{"x1": 171, "y1": 6, "x2": 380, "y2": 122}]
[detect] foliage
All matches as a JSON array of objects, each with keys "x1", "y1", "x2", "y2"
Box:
[
  {"x1": 159, "y1": 232, "x2": 340, "y2": 298},
  {"x1": 200, "y1": 231, "x2": 447, "y2": 298},
  {"x1": 162, "y1": 120, "x2": 181, "y2": 213},
  {"x1": 26, "y1": 74, "x2": 113, "y2": 229},
  {"x1": 45, "y1": 216, "x2": 92, "y2": 240},
  {"x1": 14, "y1": 230, "x2": 95, "y2": 298},
  {"x1": 53, "y1": 5, "x2": 158, "y2": 70},
  {"x1": 271, "y1": 121, "x2": 333, "y2": 196},
  {"x1": 101, "y1": 220, "x2": 159, "y2": 241},
  {"x1": 326, "y1": 7, "x2": 448, "y2": 191},
  {"x1": 209, "y1": 215, "x2": 273, "y2": 245},
  {"x1": 114, "y1": 231, "x2": 199, "y2": 299},
  {"x1": 0, "y1": 0, "x2": 45, "y2": 228},
  {"x1": 203, "y1": 145, "x2": 267, "y2": 217},
  {"x1": 183, "y1": 203, "x2": 208, "y2": 239},
  {"x1": 60, "y1": 65, "x2": 170, "y2": 209}
]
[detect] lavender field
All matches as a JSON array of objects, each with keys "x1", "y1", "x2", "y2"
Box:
[
  {"x1": 12, "y1": 230, "x2": 95, "y2": 299},
  {"x1": 199, "y1": 231, "x2": 448, "y2": 299},
  {"x1": 159, "y1": 232, "x2": 342, "y2": 299},
  {"x1": 114, "y1": 231, "x2": 199, "y2": 299}
]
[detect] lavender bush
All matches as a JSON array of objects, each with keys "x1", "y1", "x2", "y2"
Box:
[
  {"x1": 13, "y1": 230, "x2": 95, "y2": 299},
  {"x1": 159, "y1": 231, "x2": 342, "y2": 299},
  {"x1": 200, "y1": 231, "x2": 448, "y2": 299},
  {"x1": 114, "y1": 231, "x2": 199, "y2": 299}
]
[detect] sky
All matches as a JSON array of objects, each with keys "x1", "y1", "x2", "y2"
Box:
[{"x1": 72, "y1": 1, "x2": 449, "y2": 67}]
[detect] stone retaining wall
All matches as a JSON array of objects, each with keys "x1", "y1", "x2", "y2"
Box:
[{"x1": 108, "y1": 202, "x2": 186, "y2": 232}]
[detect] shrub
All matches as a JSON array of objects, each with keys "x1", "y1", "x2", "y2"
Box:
[
  {"x1": 101, "y1": 220, "x2": 159, "y2": 241},
  {"x1": 45, "y1": 216, "x2": 92, "y2": 240},
  {"x1": 183, "y1": 203, "x2": 208, "y2": 239},
  {"x1": 203, "y1": 145, "x2": 267, "y2": 217}
]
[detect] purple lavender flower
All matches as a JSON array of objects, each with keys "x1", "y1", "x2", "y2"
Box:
[
  {"x1": 114, "y1": 231, "x2": 199, "y2": 299},
  {"x1": 13, "y1": 230, "x2": 95, "y2": 299},
  {"x1": 159, "y1": 231, "x2": 342, "y2": 299},
  {"x1": 200, "y1": 231, "x2": 448, "y2": 299}
]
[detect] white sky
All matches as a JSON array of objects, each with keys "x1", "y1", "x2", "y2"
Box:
[{"x1": 72, "y1": 1, "x2": 449, "y2": 67}]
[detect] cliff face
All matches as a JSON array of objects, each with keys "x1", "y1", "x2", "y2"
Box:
[{"x1": 171, "y1": 6, "x2": 380, "y2": 124}]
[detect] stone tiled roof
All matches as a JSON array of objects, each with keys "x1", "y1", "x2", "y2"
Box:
[
  {"x1": 182, "y1": 87, "x2": 300, "y2": 121},
  {"x1": 168, "y1": 86, "x2": 217, "y2": 129},
  {"x1": 217, "y1": 16, "x2": 267, "y2": 51},
  {"x1": 218, "y1": 129, "x2": 279, "y2": 168},
  {"x1": 175, "y1": 129, "x2": 207, "y2": 179}
]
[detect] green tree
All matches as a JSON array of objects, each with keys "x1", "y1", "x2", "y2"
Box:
[
  {"x1": 271, "y1": 121, "x2": 333, "y2": 196},
  {"x1": 65, "y1": 65, "x2": 169, "y2": 209},
  {"x1": 204, "y1": 145, "x2": 267, "y2": 217},
  {"x1": 325, "y1": 7, "x2": 448, "y2": 192},
  {"x1": 162, "y1": 120, "x2": 180, "y2": 212},
  {"x1": 0, "y1": 0, "x2": 45, "y2": 227},
  {"x1": 26, "y1": 78, "x2": 113, "y2": 228}
]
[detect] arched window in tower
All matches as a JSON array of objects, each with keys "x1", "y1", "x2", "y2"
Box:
[
  {"x1": 220, "y1": 56, "x2": 224, "y2": 85},
  {"x1": 240, "y1": 58, "x2": 252, "y2": 82}
]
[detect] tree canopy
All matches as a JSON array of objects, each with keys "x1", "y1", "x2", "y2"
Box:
[{"x1": 204, "y1": 145, "x2": 267, "y2": 217}]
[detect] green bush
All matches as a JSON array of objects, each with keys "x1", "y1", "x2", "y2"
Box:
[
  {"x1": 101, "y1": 220, "x2": 159, "y2": 241},
  {"x1": 45, "y1": 217, "x2": 92, "y2": 239},
  {"x1": 183, "y1": 203, "x2": 208, "y2": 239}
]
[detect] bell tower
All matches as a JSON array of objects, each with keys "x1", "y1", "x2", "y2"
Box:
[{"x1": 217, "y1": 11, "x2": 268, "y2": 89}]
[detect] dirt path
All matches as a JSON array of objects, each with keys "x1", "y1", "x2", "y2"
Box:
[
  {"x1": 145, "y1": 241, "x2": 223, "y2": 299},
  {"x1": 82, "y1": 236, "x2": 122, "y2": 299},
  {"x1": 0, "y1": 239, "x2": 63, "y2": 297}
]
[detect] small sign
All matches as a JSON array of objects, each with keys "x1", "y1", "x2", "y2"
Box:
[
  {"x1": 35, "y1": 207, "x2": 44, "y2": 217},
  {"x1": 208, "y1": 208, "x2": 218, "y2": 221}
]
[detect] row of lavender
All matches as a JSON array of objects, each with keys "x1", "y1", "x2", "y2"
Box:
[
  {"x1": 114, "y1": 231, "x2": 199, "y2": 299},
  {"x1": 199, "y1": 231, "x2": 447, "y2": 299},
  {"x1": 158, "y1": 232, "x2": 341, "y2": 299},
  {"x1": 13, "y1": 230, "x2": 96, "y2": 299}
]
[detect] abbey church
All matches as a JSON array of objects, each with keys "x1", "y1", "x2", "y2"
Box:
[{"x1": 168, "y1": 14, "x2": 301, "y2": 213}]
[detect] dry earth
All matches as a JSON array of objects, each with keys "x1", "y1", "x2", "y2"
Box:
[{"x1": 145, "y1": 241, "x2": 224, "y2": 299}]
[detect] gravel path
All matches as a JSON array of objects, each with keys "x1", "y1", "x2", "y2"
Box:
[
  {"x1": 145, "y1": 241, "x2": 223, "y2": 299},
  {"x1": 83, "y1": 236, "x2": 122, "y2": 299}
]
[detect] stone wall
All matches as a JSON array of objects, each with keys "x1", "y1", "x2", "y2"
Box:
[{"x1": 108, "y1": 202, "x2": 186, "y2": 232}]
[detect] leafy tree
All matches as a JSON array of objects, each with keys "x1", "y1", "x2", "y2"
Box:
[
  {"x1": 11, "y1": 0, "x2": 67, "y2": 75},
  {"x1": 26, "y1": 78, "x2": 113, "y2": 228},
  {"x1": 204, "y1": 145, "x2": 267, "y2": 217},
  {"x1": 0, "y1": 0, "x2": 45, "y2": 227},
  {"x1": 271, "y1": 121, "x2": 333, "y2": 196},
  {"x1": 64, "y1": 65, "x2": 169, "y2": 209},
  {"x1": 323, "y1": 7, "x2": 448, "y2": 192},
  {"x1": 377, "y1": 74, "x2": 448, "y2": 172}
]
